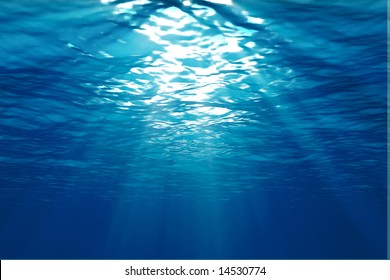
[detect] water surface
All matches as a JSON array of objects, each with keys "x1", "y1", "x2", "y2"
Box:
[{"x1": 0, "y1": 0, "x2": 387, "y2": 259}]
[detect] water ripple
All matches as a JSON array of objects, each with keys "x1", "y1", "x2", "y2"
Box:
[{"x1": 0, "y1": 0, "x2": 386, "y2": 202}]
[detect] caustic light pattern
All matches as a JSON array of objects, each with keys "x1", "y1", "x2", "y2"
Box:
[{"x1": 0, "y1": 0, "x2": 387, "y2": 259}]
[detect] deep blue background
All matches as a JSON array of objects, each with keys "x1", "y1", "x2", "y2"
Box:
[{"x1": 0, "y1": 0, "x2": 387, "y2": 259}]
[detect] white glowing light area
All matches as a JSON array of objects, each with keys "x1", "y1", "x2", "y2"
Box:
[
  {"x1": 205, "y1": 0, "x2": 233, "y2": 5},
  {"x1": 97, "y1": 0, "x2": 273, "y2": 134},
  {"x1": 132, "y1": 5, "x2": 264, "y2": 109}
]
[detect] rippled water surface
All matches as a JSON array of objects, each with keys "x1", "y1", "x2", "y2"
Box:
[{"x1": 0, "y1": 0, "x2": 387, "y2": 259}]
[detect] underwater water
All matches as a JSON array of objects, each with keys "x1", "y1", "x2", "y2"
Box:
[{"x1": 0, "y1": 0, "x2": 387, "y2": 259}]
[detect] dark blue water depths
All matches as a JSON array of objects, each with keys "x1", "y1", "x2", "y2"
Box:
[{"x1": 0, "y1": 0, "x2": 387, "y2": 259}]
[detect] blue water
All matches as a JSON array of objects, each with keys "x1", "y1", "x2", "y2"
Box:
[{"x1": 0, "y1": 0, "x2": 387, "y2": 259}]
